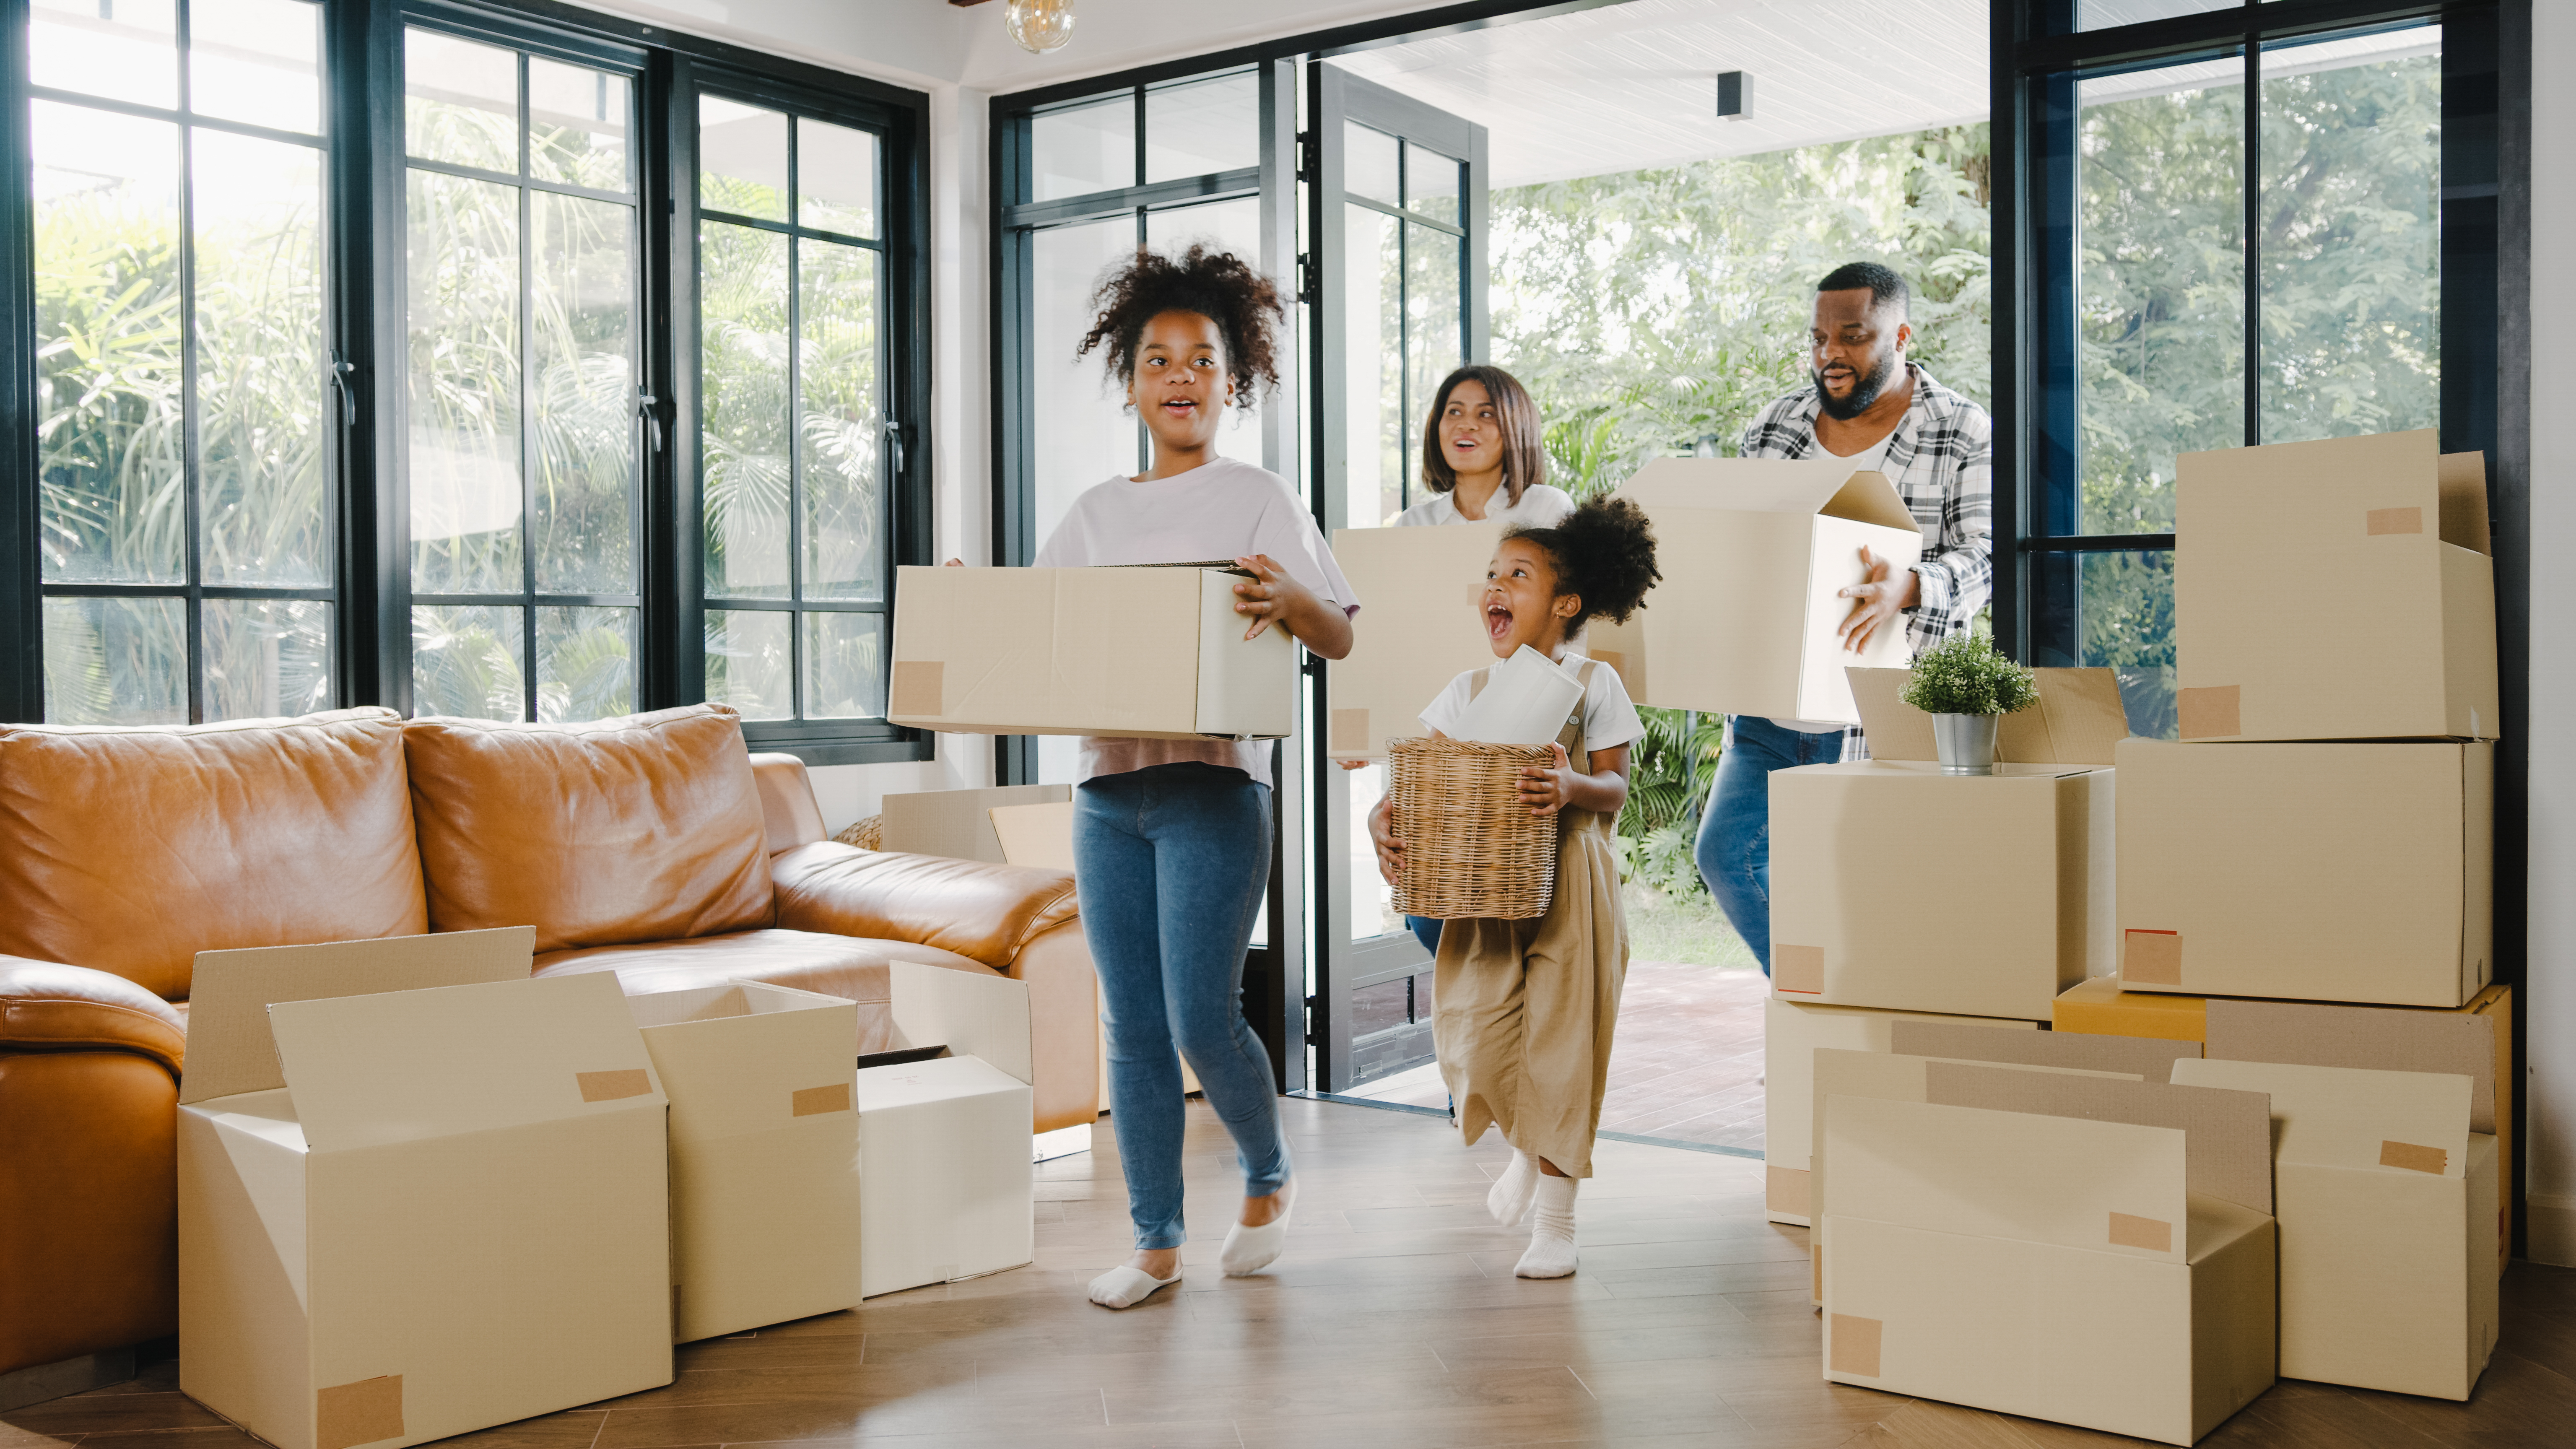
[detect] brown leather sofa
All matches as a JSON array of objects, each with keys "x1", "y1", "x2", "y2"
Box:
[{"x1": 0, "y1": 703, "x2": 1098, "y2": 1381}]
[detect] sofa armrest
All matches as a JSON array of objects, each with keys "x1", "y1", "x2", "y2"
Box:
[
  {"x1": 748, "y1": 752, "x2": 830, "y2": 853},
  {"x1": 0, "y1": 956, "x2": 186, "y2": 1078},
  {"x1": 771, "y1": 841, "x2": 1077, "y2": 971}
]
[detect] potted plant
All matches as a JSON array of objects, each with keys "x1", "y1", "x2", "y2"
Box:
[{"x1": 1901, "y1": 634, "x2": 2040, "y2": 775}]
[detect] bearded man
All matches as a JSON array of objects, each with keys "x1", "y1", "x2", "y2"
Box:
[{"x1": 1691, "y1": 261, "x2": 1994, "y2": 976}]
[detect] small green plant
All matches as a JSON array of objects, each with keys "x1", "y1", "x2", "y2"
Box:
[{"x1": 1902, "y1": 634, "x2": 2039, "y2": 716}]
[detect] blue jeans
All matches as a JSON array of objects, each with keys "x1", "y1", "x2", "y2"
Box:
[
  {"x1": 1694, "y1": 715, "x2": 1850, "y2": 975},
  {"x1": 1075, "y1": 762, "x2": 1290, "y2": 1250},
  {"x1": 1406, "y1": 915, "x2": 1443, "y2": 956}
]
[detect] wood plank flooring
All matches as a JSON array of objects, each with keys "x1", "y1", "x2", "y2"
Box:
[{"x1": 11, "y1": 1096, "x2": 2575, "y2": 1448}]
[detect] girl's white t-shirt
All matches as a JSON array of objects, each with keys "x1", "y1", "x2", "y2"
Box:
[
  {"x1": 1394, "y1": 482, "x2": 1577, "y2": 530},
  {"x1": 1417, "y1": 649, "x2": 1646, "y2": 757},
  {"x1": 1033, "y1": 455, "x2": 1358, "y2": 783}
]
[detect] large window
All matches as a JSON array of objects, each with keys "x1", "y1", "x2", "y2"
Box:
[{"x1": 3, "y1": 0, "x2": 931, "y2": 760}]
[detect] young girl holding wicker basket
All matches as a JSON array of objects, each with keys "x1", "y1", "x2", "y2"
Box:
[{"x1": 1367, "y1": 495, "x2": 1660, "y2": 1278}]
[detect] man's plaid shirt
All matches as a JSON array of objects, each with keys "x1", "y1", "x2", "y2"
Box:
[{"x1": 1737, "y1": 362, "x2": 1994, "y2": 758}]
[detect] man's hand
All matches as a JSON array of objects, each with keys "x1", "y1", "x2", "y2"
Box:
[
  {"x1": 1517, "y1": 742, "x2": 1573, "y2": 816},
  {"x1": 1367, "y1": 794, "x2": 1404, "y2": 883},
  {"x1": 1836, "y1": 545, "x2": 1919, "y2": 654}
]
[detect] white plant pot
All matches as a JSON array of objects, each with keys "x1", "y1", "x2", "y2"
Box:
[{"x1": 1932, "y1": 712, "x2": 2001, "y2": 776}]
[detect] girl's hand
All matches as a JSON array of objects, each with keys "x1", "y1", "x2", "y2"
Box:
[
  {"x1": 1231, "y1": 553, "x2": 1312, "y2": 641},
  {"x1": 1517, "y1": 742, "x2": 1572, "y2": 816},
  {"x1": 1368, "y1": 795, "x2": 1405, "y2": 883}
]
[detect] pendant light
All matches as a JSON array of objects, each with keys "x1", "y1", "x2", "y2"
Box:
[{"x1": 1004, "y1": 0, "x2": 1075, "y2": 54}]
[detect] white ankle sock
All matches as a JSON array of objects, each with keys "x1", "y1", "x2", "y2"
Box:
[
  {"x1": 1088, "y1": 1263, "x2": 1180, "y2": 1309},
  {"x1": 1487, "y1": 1148, "x2": 1539, "y2": 1226},
  {"x1": 1219, "y1": 1179, "x2": 1296, "y2": 1277},
  {"x1": 1515, "y1": 1174, "x2": 1579, "y2": 1279}
]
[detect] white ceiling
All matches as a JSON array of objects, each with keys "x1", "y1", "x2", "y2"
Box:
[{"x1": 1333, "y1": 0, "x2": 1991, "y2": 187}]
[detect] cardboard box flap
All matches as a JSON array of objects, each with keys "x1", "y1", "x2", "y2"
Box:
[
  {"x1": 1826, "y1": 1093, "x2": 2188, "y2": 1261},
  {"x1": 2204, "y1": 997, "x2": 2496, "y2": 1134},
  {"x1": 2438, "y1": 452, "x2": 2491, "y2": 555},
  {"x1": 267, "y1": 972, "x2": 660, "y2": 1151},
  {"x1": 1922, "y1": 1060, "x2": 2274, "y2": 1216},
  {"x1": 627, "y1": 980, "x2": 858, "y2": 1145},
  {"x1": 1617, "y1": 456, "x2": 1915, "y2": 532},
  {"x1": 2171, "y1": 1057, "x2": 2472, "y2": 1179},
  {"x1": 1848, "y1": 667, "x2": 2129, "y2": 766},
  {"x1": 1326, "y1": 523, "x2": 1503, "y2": 758},
  {"x1": 887, "y1": 960, "x2": 1032, "y2": 1087},
  {"x1": 1891, "y1": 1019, "x2": 2199, "y2": 1083},
  {"x1": 179, "y1": 928, "x2": 536, "y2": 1106}
]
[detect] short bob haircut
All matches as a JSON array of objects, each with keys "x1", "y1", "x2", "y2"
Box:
[{"x1": 1419, "y1": 365, "x2": 1548, "y2": 505}]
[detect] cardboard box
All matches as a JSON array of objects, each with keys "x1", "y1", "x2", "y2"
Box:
[
  {"x1": 887, "y1": 564, "x2": 1294, "y2": 740},
  {"x1": 1326, "y1": 522, "x2": 1503, "y2": 758},
  {"x1": 1821, "y1": 1072, "x2": 2277, "y2": 1446},
  {"x1": 1580, "y1": 458, "x2": 1922, "y2": 722},
  {"x1": 2172, "y1": 1057, "x2": 2498, "y2": 1399},
  {"x1": 179, "y1": 930, "x2": 673, "y2": 1449},
  {"x1": 2176, "y1": 431, "x2": 2497, "y2": 742},
  {"x1": 1760, "y1": 996, "x2": 2035, "y2": 1226},
  {"x1": 1769, "y1": 668, "x2": 2124, "y2": 1020},
  {"x1": 627, "y1": 981, "x2": 862, "y2": 1342},
  {"x1": 2116, "y1": 739, "x2": 2493, "y2": 1007},
  {"x1": 881, "y1": 783, "x2": 1070, "y2": 864},
  {"x1": 857, "y1": 1054, "x2": 1034, "y2": 1297}
]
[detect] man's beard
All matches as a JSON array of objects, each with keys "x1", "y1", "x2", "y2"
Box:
[{"x1": 1814, "y1": 350, "x2": 1899, "y2": 421}]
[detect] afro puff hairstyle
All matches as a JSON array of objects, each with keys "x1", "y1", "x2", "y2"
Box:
[
  {"x1": 1505, "y1": 495, "x2": 1661, "y2": 629},
  {"x1": 1077, "y1": 244, "x2": 1285, "y2": 410}
]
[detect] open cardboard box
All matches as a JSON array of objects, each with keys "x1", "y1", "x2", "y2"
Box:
[
  {"x1": 627, "y1": 981, "x2": 862, "y2": 1342},
  {"x1": 857, "y1": 962, "x2": 1037, "y2": 1298},
  {"x1": 178, "y1": 930, "x2": 673, "y2": 1449},
  {"x1": 1821, "y1": 1067, "x2": 2276, "y2": 1446},
  {"x1": 2116, "y1": 738, "x2": 2493, "y2": 1007},
  {"x1": 1325, "y1": 522, "x2": 1504, "y2": 758},
  {"x1": 1767, "y1": 668, "x2": 2125, "y2": 1020},
  {"x1": 888, "y1": 564, "x2": 1294, "y2": 740},
  {"x1": 1581, "y1": 457, "x2": 1922, "y2": 722},
  {"x1": 2176, "y1": 432, "x2": 2497, "y2": 742},
  {"x1": 1759, "y1": 996, "x2": 2036, "y2": 1226}
]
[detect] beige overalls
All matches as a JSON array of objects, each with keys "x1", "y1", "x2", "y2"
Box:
[{"x1": 1431, "y1": 658, "x2": 1630, "y2": 1179}]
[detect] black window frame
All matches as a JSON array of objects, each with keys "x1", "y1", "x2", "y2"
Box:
[{"x1": 0, "y1": 0, "x2": 936, "y2": 767}]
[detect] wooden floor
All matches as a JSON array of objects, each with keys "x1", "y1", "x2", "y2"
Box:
[
  {"x1": 13, "y1": 1096, "x2": 2576, "y2": 1449},
  {"x1": 1358, "y1": 959, "x2": 1770, "y2": 1153}
]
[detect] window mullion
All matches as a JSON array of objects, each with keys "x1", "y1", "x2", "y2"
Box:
[
  {"x1": 177, "y1": 1, "x2": 206, "y2": 723},
  {"x1": 785, "y1": 120, "x2": 805, "y2": 724},
  {"x1": 518, "y1": 52, "x2": 541, "y2": 721},
  {"x1": 2243, "y1": 29, "x2": 2262, "y2": 449}
]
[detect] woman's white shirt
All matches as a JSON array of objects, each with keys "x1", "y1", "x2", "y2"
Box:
[
  {"x1": 1033, "y1": 455, "x2": 1357, "y2": 783},
  {"x1": 1417, "y1": 649, "x2": 1644, "y2": 756},
  {"x1": 1393, "y1": 482, "x2": 1576, "y2": 530}
]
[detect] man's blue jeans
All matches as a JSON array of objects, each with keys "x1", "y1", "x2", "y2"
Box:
[
  {"x1": 1693, "y1": 715, "x2": 1850, "y2": 975},
  {"x1": 1074, "y1": 762, "x2": 1291, "y2": 1250}
]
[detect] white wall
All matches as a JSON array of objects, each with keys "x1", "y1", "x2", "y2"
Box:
[{"x1": 2524, "y1": 0, "x2": 2574, "y2": 1266}]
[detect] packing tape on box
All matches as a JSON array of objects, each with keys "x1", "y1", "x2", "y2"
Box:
[
  {"x1": 892, "y1": 661, "x2": 943, "y2": 716},
  {"x1": 2367, "y1": 506, "x2": 2425, "y2": 536},
  {"x1": 792, "y1": 1082, "x2": 853, "y2": 1117},
  {"x1": 1774, "y1": 944, "x2": 1824, "y2": 995},
  {"x1": 2176, "y1": 686, "x2": 2241, "y2": 739},
  {"x1": 1331, "y1": 709, "x2": 1370, "y2": 753},
  {"x1": 2108, "y1": 1211, "x2": 2174, "y2": 1253},
  {"x1": 2380, "y1": 1140, "x2": 2449, "y2": 1175},
  {"x1": 315, "y1": 1375, "x2": 403, "y2": 1449},
  {"x1": 2122, "y1": 929, "x2": 2184, "y2": 987},
  {"x1": 576, "y1": 1068, "x2": 653, "y2": 1102},
  {"x1": 1828, "y1": 1314, "x2": 1883, "y2": 1377}
]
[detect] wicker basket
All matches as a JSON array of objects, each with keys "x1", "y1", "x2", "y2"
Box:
[{"x1": 1386, "y1": 737, "x2": 1559, "y2": 921}]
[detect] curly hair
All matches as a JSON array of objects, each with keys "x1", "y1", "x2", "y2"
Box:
[
  {"x1": 1076, "y1": 244, "x2": 1284, "y2": 409},
  {"x1": 1506, "y1": 495, "x2": 1661, "y2": 628}
]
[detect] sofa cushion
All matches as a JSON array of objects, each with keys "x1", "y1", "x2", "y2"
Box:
[
  {"x1": 770, "y1": 841, "x2": 1078, "y2": 971},
  {"x1": 0, "y1": 709, "x2": 426, "y2": 999},
  {"x1": 533, "y1": 929, "x2": 998, "y2": 1054},
  {"x1": 405, "y1": 704, "x2": 774, "y2": 955}
]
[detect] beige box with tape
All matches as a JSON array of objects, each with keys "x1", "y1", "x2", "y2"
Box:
[
  {"x1": 1768, "y1": 668, "x2": 2125, "y2": 1020},
  {"x1": 626, "y1": 981, "x2": 862, "y2": 1342},
  {"x1": 2172, "y1": 1055, "x2": 2497, "y2": 1400},
  {"x1": 1759, "y1": 996, "x2": 2036, "y2": 1226},
  {"x1": 887, "y1": 564, "x2": 1294, "y2": 739},
  {"x1": 2116, "y1": 738, "x2": 2492, "y2": 1007},
  {"x1": 1325, "y1": 522, "x2": 1503, "y2": 758},
  {"x1": 179, "y1": 930, "x2": 673, "y2": 1449},
  {"x1": 2175, "y1": 431, "x2": 2496, "y2": 742},
  {"x1": 1821, "y1": 1070, "x2": 2276, "y2": 1446},
  {"x1": 857, "y1": 962, "x2": 1037, "y2": 1297},
  {"x1": 1579, "y1": 457, "x2": 1922, "y2": 722}
]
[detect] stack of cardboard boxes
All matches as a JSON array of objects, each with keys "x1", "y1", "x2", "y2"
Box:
[{"x1": 1784, "y1": 430, "x2": 2508, "y2": 1443}]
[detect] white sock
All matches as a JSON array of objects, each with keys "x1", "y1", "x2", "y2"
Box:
[
  {"x1": 1515, "y1": 1174, "x2": 1579, "y2": 1279},
  {"x1": 1487, "y1": 1148, "x2": 1540, "y2": 1226},
  {"x1": 1087, "y1": 1263, "x2": 1180, "y2": 1309},
  {"x1": 1219, "y1": 1179, "x2": 1296, "y2": 1277}
]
